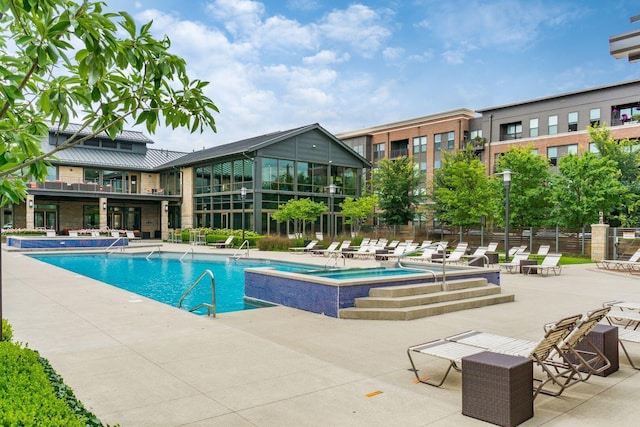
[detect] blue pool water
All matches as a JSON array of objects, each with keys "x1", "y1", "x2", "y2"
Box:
[
  {"x1": 30, "y1": 253, "x2": 312, "y2": 315},
  {"x1": 301, "y1": 267, "x2": 427, "y2": 280}
]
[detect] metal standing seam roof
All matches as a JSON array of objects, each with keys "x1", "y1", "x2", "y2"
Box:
[
  {"x1": 50, "y1": 123, "x2": 154, "y2": 144},
  {"x1": 48, "y1": 145, "x2": 186, "y2": 170}
]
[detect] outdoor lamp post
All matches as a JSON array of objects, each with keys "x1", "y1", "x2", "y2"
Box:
[
  {"x1": 240, "y1": 186, "x2": 247, "y2": 242},
  {"x1": 328, "y1": 183, "x2": 337, "y2": 239},
  {"x1": 502, "y1": 169, "x2": 512, "y2": 262}
]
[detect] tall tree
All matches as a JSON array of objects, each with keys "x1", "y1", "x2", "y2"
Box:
[
  {"x1": 431, "y1": 148, "x2": 495, "y2": 231},
  {"x1": 588, "y1": 124, "x2": 640, "y2": 226},
  {"x1": 0, "y1": 0, "x2": 218, "y2": 204},
  {"x1": 373, "y1": 157, "x2": 424, "y2": 227},
  {"x1": 272, "y1": 198, "x2": 327, "y2": 236},
  {"x1": 551, "y1": 152, "x2": 626, "y2": 229},
  {"x1": 494, "y1": 144, "x2": 553, "y2": 229},
  {"x1": 340, "y1": 195, "x2": 377, "y2": 235}
]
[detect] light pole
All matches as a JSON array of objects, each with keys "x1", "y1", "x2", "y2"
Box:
[
  {"x1": 328, "y1": 183, "x2": 337, "y2": 240},
  {"x1": 240, "y1": 186, "x2": 247, "y2": 242},
  {"x1": 502, "y1": 169, "x2": 512, "y2": 262}
]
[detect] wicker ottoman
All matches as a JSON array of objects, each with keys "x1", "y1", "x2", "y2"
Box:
[
  {"x1": 462, "y1": 351, "x2": 533, "y2": 427},
  {"x1": 575, "y1": 324, "x2": 619, "y2": 376}
]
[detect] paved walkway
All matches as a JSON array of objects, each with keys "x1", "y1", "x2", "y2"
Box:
[{"x1": 4, "y1": 244, "x2": 640, "y2": 426}]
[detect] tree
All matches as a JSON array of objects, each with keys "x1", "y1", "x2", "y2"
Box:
[
  {"x1": 431, "y1": 147, "x2": 495, "y2": 231},
  {"x1": 551, "y1": 152, "x2": 626, "y2": 229},
  {"x1": 588, "y1": 124, "x2": 640, "y2": 226},
  {"x1": 272, "y1": 198, "x2": 327, "y2": 236},
  {"x1": 494, "y1": 144, "x2": 553, "y2": 229},
  {"x1": 373, "y1": 157, "x2": 424, "y2": 228},
  {"x1": 339, "y1": 195, "x2": 377, "y2": 235},
  {"x1": 0, "y1": 0, "x2": 218, "y2": 341},
  {"x1": 0, "y1": 0, "x2": 218, "y2": 204}
]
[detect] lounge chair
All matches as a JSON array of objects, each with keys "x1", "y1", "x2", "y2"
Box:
[
  {"x1": 522, "y1": 253, "x2": 563, "y2": 276},
  {"x1": 90, "y1": 231, "x2": 100, "y2": 237},
  {"x1": 407, "y1": 313, "x2": 583, "y2": 398},
  {"x1": 462, "y1": 246, "x2": 488, "y2": 265},
  {"x1": 432, "y1": 243, "x2": 468, "y2": 264},
  {"x1": 487, "y1": 242, "x2": 499, "y2": 252},
  {"x1": 209, "y1": 235, "x2": 234, "y2": 248},
  {"x1": 289, "y1": 240, "x2": 318, "y2": 253},
  {"x1": 110, "y1": 231, "x2": 121, "y2": 238},
  {"x1": 534, "y1": 245, "x2": 550, "y2": 258},
  {"x1": 596, "y1": 248, "x2": 640, "y2": 271},
  {"x1": 46, "y1": 230, "x2": 56, "y2": 237},
  {"x1": 604, "y1": 303, "x2": 640, "y2": 369},
  {"x1": 126, "y1": 231, "x2": 140, "y2": 241},
  {"x1": 498, "y1": 252, "x2": 531, "y2": 273},
  {"x1": 68, "y1": 230, "x2": 78, "y2": 237},
  {"x1": 311, "y1": 241, "x2": 340, "y2": 256}
]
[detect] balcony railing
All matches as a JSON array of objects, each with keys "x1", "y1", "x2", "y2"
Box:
[
  {"x1": 389, "y1": 148, "x2": 408, "y2": 159},
  {"x1": 27, "y1": 180, "x2": 177, "y2": 196}
]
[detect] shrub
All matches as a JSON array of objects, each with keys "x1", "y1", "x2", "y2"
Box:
[
  {"x1": 0, "y1": 342, "x2": 100, "y2": 426},
  {"x1": 256, "y1": 236, "x2": 292, "y2": 251},
  {"x1": 1, "y1": 319, "x2": 12, "y2": 342}
]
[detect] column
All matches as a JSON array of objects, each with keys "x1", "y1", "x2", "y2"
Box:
[
  {"x1": 161, "y1": 201, "x2": 169, "y2": 241},
  {"x1": 591, "y1": 223, "x2": 609, "y2": 261},
  {"x1": 99, "y1": 197, "x2": 107, "y2": 229}
]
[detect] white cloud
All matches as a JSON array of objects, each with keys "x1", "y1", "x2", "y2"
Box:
[
  {"x1": 302, "y1": 50, "x2": 350, "y2": 66},
  {"x1": 318, "y1": 4, "x2": 393, "y2": 57},
  {"x1": 205, "y1": 0, "x2": 265, "y2": 38},
  {"x1": 383, "y1": 47, "x2": 404, "y2": 61}
]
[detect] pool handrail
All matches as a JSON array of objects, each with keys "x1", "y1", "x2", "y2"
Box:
[
  {"x1": 396, "y1": 242, "x2": 448, "y2": 285},
  {"x1": 180, "y1": 247, "x2": 194, "y2": 261},
  {"x1": 232, "y1": 240, "x2": 250, "y2": 259},
  {"x1": 145, "y1": 246, "x2": 162, "y2": 260},
  {"x1": 105, "y1": 236, "x2": 125, "y2": 255},
  {"x1": 178, "y1": 269, "x2": 216, "y2": 317},
  {"x1": 324, "y1": 251, "x2": 346, "y2": 268}
]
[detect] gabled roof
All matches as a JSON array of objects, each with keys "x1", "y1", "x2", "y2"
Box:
[{"x1": 161, "y1": 123, "x2": 370, "y2": 168}]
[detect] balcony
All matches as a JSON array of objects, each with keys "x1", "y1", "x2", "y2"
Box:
[
  {"x1": 389, "y1": 148, "x2": 408, "y2": 159},
  {"x1": 27, "y1": 181, "x2": 178, "y2": 197}
]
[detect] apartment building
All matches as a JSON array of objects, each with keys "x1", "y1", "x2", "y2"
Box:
[{"x1": 337, "y1": 79, "x2": 640, "y2": 182}]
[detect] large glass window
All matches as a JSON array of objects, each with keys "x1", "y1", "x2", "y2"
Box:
[
  {"x1": 262, "y1": 158, "x2": 278, "y2": 190},
  {"x1": 311, "y1": 163, "x2": 328, "y2": 192},
  {"x1": 568, "y1": 112, "x2": 578, "y2": 132},
  {"x1": 343, "y1": 167, "x2": 357, "y2": 196},
  {"x1": 434, "y1": 134, "x2": 442, "y2": 151},
  {"x1": 278, "y1": 160, "x2": 294, "y2": 191},
  {"x1": 83, "y1": 205, "x2": 100, "y2": 228},
  {"x1": 297, "y1": 161, "x2": 311, "y2": 192},
  {"x1": 548, "y1": 115, "x2": 558, "y2": 135},
  {"x1": 504, "y1": 123, "x2": 522, "y2": 140},
  {"x1": 84, "y1": 168, "x2": 99, "y2": 183},
  {"x1": 45, "y1": 165, "x2": 57, "y2": 181},
  {"x1": 195, "y1": 165, "x2": 212, "y2": 194},
  {"x1": 529, "y1": 118, "x2": 539, "y2": 137},
  {"x1": 373, "y1": 143, "x2": 385, "y2": 161},
  {"x1": 103, "y1": 170, "x2": 123, "y2": 192},
  {"x1": 547, "y1": 147, "x2": 558, "y2": 166}
]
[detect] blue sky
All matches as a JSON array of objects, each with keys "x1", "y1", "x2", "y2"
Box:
[{"x1": 103, "y1": 0, "x2": 640, "y2": 151}]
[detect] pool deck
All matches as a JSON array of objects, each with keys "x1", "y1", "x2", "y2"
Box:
[{"x1": 4, "y1": 243, "x2": 640, "y2": 426}]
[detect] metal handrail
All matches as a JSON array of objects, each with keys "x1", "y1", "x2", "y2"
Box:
[
  {"x1": 396, "y1": 242, "x2": 448, "y2": 285},
  {"x1": 232, "y1": 240, "x2": 250, "y2": 258},
  {"x1": 145, "y1": 246, "x2": 162, "y2": 260},
  {"x1": 180, "y1": 247, "x2": 194, "y2": 261},
  {"x1": 105, "y1": 236, "x2": 124, "y2": 255},
  {"x1": 324, "y1": 251, "x2": 346, "y2": 268},
  {"x1": 178, "y1": 269, "x2": 216, "y2": 317}
]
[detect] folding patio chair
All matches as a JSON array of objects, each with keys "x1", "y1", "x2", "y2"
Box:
[
  {"x1": 498, "y1": 252, "x2": 530, "y2": 273},
  {"x1": 407, "y1": 313, "x2": 583, "y2": 398},
  {"x1": 522, "y1": 253, "x2": 563, "y2": 276},
  {"x1": 596, "y1": 248, "x2": 640, "y2": 271}
]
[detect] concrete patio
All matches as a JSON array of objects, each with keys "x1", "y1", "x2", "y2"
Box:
[{"x1": 4, "y1": 243, "x2": 640, "y2": 426}]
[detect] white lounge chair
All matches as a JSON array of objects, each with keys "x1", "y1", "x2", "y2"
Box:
[
  {"x1": 289, "y1": 240, "x2": 318, "y2": 253},
  {"x1": 487, "y1": 242, "x2": 499, "y2": 252},
  {"x1": 126, "y1": 231, "x2": 140, "y2": 241},
  {"x1": 209, "y1": 235, "x2": 234, "y2": 248},
  {"x1": 498, "y1": 252, "x2": 531, "y2": 273},
  {"x1": 311, "y1": 241, "x2": 340, "y2": 256},
  {"x1": 596, "y1": 248, "x2": 640, "y2": 271},
  {"x1": 522, "y1": 253, "x2": 563, "y2": 276}
]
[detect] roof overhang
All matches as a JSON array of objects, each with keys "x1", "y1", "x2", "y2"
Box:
[{"x1": 610, "y1": 26, "x2": 640, "y2": 62}]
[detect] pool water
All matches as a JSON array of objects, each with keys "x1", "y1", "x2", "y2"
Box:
[
  {"x1": 302, "y1": 267, "x2": 425, "y2": 280},
  {"x1": 30, "y1": 253, "x2": 311, "y2": 315}
]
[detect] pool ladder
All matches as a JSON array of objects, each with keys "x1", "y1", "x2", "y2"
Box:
[{"x1": 178, "y1": 269, "x2": 216, "y2": 317}]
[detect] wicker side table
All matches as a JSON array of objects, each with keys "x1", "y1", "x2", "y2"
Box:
[
  {"x1": 575, "y1": 324, "x2": 619, "y2": 376},
  {"x1": 462, "y1": 351, "x2": 533, "y2": 427}
]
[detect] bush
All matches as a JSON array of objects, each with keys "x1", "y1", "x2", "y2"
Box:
[
  {"x1": 1, "y1": 319, "x2": 12, "y2": 342},
  {"x1": 0, "y1": 342, "x2": 103, "y2": 426},
  {"x1": 256, "y1": 236, "x2": 292, "y2": 251}
]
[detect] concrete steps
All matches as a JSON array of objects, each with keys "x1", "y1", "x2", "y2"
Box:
[{"x1": 339, "y1": 278, "x2": 514, "y2": 320}]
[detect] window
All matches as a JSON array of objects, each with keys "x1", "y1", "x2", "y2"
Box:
[
  {"x1": 548, "y1": 115, "x2": 558, "y2": 135},
  {"x1": 45, "y1": 165, "x2": 57, "y2": 182},
  {"x1": 195, "y1": 166, "x2": 212, "y2": 194},
  {"x1": 529, "y1": 118, "x2": 539, "y2": 137},
  {"x1": 120, "y1": 142, "x2": 132, "y2": 150},
  {"x1": 531, "y1": 148, "x2": 538, "y2": 156},
  {"x1": 434, "y1": 134, "x2": 442, "y2": 151},
  {"x1": 567, "y1": 144, "x2": 578, "y2": 155},
  {"x1": 373, "y1": 143, "x2": 385, "y2": 161},
  {"x1": 470, "y1": 130, "x2": 482, "y2": 139},
  {"x1": 547, "y1": 147, "x2": 558, "y2": 166},
  {"x1": 297, "y1": 161, "x2": 311, "y2": 192},
  {"x1": 262, "y1": 158, "x2": 278, "y2": 190},
  {"x1": 447, "y1": 131, "x2": 455, "y2": 150},
  {"x1": 568, "y1": 112, "x2": 578, "y2": 132},
  {"x1": 413, "y1": 136, "x2": 427, "y2": 154},
  {"x1": 419, "y1": 161, "x2": 427, "y2": 176},
  {"x1": 101, "y1": 140, "x2": 117, "y2": 149},
  {"x1": 84, "y1": 168, "x2": 99, "y2": 183},
  {"x1": 590, "y1": 142, "x2": 599, "y2": 154},
  {"x1": 590, "y1": 108, "x2": 600, "y2": 126},
  {"x1": 434, "y1": 159, "x2": 442, "y2": 169},
  {"x1": 503, "y1": 122, "x2": 522, "y2": 140}
]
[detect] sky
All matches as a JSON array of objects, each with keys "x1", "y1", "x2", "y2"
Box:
[{"x1": 102, "y1": 0, "x2": 640, "y2": 152}]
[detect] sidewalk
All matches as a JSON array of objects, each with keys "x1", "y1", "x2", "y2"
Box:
[{"x1": 4, "y1": 245, "x2": 640, "y2": 426}]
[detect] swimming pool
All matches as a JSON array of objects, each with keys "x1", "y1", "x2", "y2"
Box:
[
  {"x1": 301, "y1": 266, "x2": 464, "y2": 280},
  {"x1": 30, "y1": 253, "x2": 312, "y2": 315}
]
